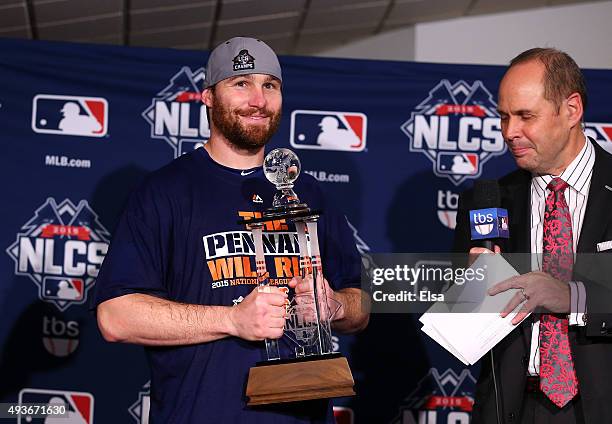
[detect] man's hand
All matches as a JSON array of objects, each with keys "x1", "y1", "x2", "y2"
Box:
[
  {"x1": 289, "y1": 274, "x2": 344, "y2": 322},
  {"x1": 228, "y1": 286, "x2": 288, "y2": 341},
  {"x1": 488, "y1": 271, "x2": 571, "y2": 325}
]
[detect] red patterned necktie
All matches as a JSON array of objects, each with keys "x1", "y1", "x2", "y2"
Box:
[{"x1": 539, "y1": 177, "x2": 579, "y2": 407}]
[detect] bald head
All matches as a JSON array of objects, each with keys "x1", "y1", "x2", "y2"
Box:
[
  {"x1": 497, "y1": 52, "x2": 586, "y2": 175},
  {"x1": 506, "y1": 47, "x2": 587, "y2": 112}
]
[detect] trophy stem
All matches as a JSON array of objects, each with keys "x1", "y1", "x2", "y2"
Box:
[
  {"x1": 306, "y1": 219, "x2": 333, "y2": 355},
  {"x1": 310, "y1": 262, "x2": 326, "y2": 355},
  {"x1": 251, "y1": 224, "x2": 280, "y2": 361},
  {"x1": 265, "y1": 339, "x2": 280, "y2": 361}
]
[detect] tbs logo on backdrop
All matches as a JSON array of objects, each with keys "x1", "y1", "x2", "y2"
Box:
[
  {"x1": 142, "y1": 67, "x2": 210, "y2": 157},
  {"x1": 32, "y1": 94, "x2": 108, "y2": 137},
  {"x1": 469, "y1": 208, "x2": 509, "y2": 240},
  {"x1": 6, "y1": 198, "x2": 109, "y2": 311},
  {"x1": 42, "y1": 315, "x2": 80, "y2": 357},
  {"x1": 18, "y1": 388, "x2": 94, "y2": 424},
  {"x1": 290, "y1": 110, "x2": 367, "y2": 152},
  {"x1": 401, "y1": 80, "x2": 506, "y2": 186},
  {"x1": 437, "y1": 189, "x2": 459, "y2": 230}
]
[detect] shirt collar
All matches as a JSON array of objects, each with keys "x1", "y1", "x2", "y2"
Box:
[{"x1": 532, "y1": 135, "x2": 594, "y2": 197}]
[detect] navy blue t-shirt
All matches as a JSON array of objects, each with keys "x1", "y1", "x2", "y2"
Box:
[{"x1": 93, "y1": 148, "x2": 361, "y2": 423}]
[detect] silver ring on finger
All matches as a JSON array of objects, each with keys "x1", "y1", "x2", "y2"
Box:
[{"x1": 520, "y1": 288, "x2": 529, "y2": 301}]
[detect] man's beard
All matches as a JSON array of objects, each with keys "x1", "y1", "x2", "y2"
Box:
[{"x1": 211, "y1": 99, "x2": 281, "y2": 152}]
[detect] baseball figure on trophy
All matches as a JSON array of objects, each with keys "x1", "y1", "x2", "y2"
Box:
[{"x1": 238, "y1": 148, "x2": 355, "y2": 405}]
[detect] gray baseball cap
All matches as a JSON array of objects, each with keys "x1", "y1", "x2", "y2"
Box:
[{"x1": 203, "y1": 37, "x2": 282, "y2": 89}]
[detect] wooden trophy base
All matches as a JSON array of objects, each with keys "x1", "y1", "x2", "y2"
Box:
[{"x1": 246, "y1": 354, "x2": 355, "y2": 405}]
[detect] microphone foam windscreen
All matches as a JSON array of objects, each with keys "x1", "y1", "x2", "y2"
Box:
[{"x1": 473, "y1": 179, "x2": 501, "y2": 209}]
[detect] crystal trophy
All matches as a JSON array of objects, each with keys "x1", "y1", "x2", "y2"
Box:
[{"x1": 239, "y1": 148, "x2": 355, "y2": 405}]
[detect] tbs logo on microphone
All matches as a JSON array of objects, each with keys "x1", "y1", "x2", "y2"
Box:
[{"x1": 470, "y1": 208, "x2": 509, "y2": 240}]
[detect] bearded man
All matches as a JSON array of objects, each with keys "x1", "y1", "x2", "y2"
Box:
[{"x1": 93, "y1": 37, "x2": 368, "y2": 423}]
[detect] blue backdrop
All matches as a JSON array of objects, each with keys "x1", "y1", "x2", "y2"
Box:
[{"x1": 1, "y1": 37, "x2": 612, "y2": 424}]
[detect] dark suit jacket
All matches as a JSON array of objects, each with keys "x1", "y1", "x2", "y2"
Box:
[{"x1": 454, "y1": 139, "x2": 612, "y2": 424}]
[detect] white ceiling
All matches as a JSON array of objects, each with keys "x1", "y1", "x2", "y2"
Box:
[{"x1": 0, "y1": 0, "x2": 604, "y2": 55}]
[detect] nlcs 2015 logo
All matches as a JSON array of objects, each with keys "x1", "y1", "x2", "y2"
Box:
[
  {"x1": 393, "y1": 368, "x2": 475, "y2": 424},
  {"x1": 401, "y1": 80, "x2": 507, "y2": 186},
  {"x1": 129, "y1": 381, "x2": 151, "y2": 424},
  {"x1": 6, "y1": 198, "x2": 109, "y2": 311},
  {"x1": 142, "y1": 67, "x2": 210, "y2": 157}
]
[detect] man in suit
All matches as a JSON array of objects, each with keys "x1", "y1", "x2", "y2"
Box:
[{"x1": 454, "y1": 48, "x2": 612, "y2": 423}]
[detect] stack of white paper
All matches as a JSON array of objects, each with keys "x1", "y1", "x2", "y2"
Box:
[{"x1": 419, "y1": 254, "x2": 530, "y2": 365}]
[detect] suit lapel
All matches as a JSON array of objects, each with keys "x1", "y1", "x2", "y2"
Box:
[
  {"x1": 576, "y1": 140, "x2": 612, "y2": 253},
  {"x1": 502, "y1": 170, "x2": 531, "y2": 254},
  {"x1": 501, "y1": 170, "x2": 532, "y2": 345}
]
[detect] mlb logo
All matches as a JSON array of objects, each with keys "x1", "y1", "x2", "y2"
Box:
[
  {"x1": 290, "y1": 110, "x2": 366, "y2": 152},
  {"x1": 32, "y1": 94, "x2": 108, "y2": 137},
  {"x1": 584, "y1": 122, "x2": 612, "y2": 155},
  {"x1": 18, "y1": 388, "x2": 94, "y2": 423},
  {"x1": 43, "y1": 277, "x2": 84, "y2": 301},
  {"x1": 414, "y1": 260, "x2": 454, "y2": 292},
  {"x1": 333, "y1": 406, "x2": 354, "y2": 424},
  {"x1": 437, "y1": 152, "x2": 478, "y2": 175}
]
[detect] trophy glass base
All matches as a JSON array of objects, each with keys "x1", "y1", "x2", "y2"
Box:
[{"x1": 246, "y1": 354, "x2": 355, "y2": 406}]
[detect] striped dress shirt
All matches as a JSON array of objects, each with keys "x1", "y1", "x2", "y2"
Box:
[{"x1": 527, "y1": 136, "x2": 594, "y2": 376}]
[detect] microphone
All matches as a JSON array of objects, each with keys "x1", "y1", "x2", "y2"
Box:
[
  {"x1": 469, "y1": 180, "x2": 509, "y2": 424},
  {"x1": 469, "y1": 180, "x2": 509, "y2": 251}
]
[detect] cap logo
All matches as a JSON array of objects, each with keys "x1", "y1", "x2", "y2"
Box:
[{"x1": 233, "y1": 49, "x2": 255, "y2": 71}]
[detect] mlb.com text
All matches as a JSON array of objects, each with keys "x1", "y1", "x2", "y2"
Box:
[
  {"x1": 45, "y1": 155, "x2": 91, "y2": 169},
  {"x1": 304, "y1": 170, "x2": 350, "y2": 183}
]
